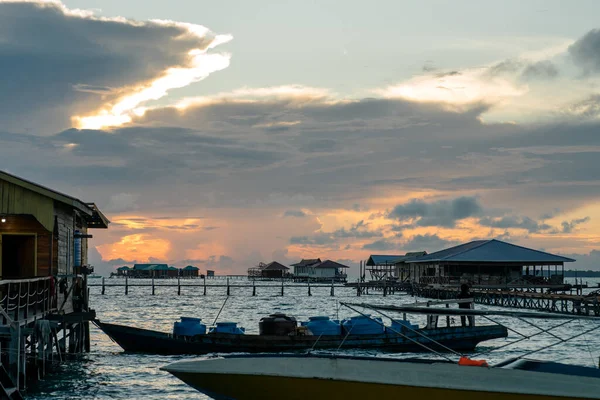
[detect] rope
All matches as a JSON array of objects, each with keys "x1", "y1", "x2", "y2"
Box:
[
  {"x1": 577, "y1": 319, "x2": 597, "y2": 368},
  {"x1": 510, "y1": 324, "x2": 600, "y2": 361},
  {"x1": 474, "y1": 319, "x2": 574, "y2": 357},
  {"x1": 516, "y1": 317, "x2": 562, "y2": 341},
  {"x1": 481, "y1": 315, "x2": 528, "y2": 338},
  {"x1": 335, "y1": 324, "x2": 354, "y2": 351},
  {"x1": 361, "y1": 303, "x2": 462, "y2": 356},
  {"x1": 342, "y1": 302, "x2": 455, "y2": 362}
]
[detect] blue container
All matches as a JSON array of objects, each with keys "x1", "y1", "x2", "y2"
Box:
[
  {"x1": 341, "y1": 315, "x2": 384, "y2": 335},
  {"x1": 173, "y1": 317, "x2": 207, "y2": 337},
  {"x1": 301, "y1": 316, "x2": 341, "y2": 336},
  {"x1": 209, "y1": 322, "x2": 245, "y2": 335},
  {"x1": 74, "y1": 230, "x2": 82, "y2": 267},
  {"x1": 388, "y1": 319, "x2": 419, "y2": 333}
]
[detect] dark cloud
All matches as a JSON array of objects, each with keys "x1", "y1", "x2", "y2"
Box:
[
  {"x1": 561, "y1": 217, "x2": 591, "y2": 233},
  {"x1": 521, "y1": 61, "x2": 559, "y2": 80},
  {"x1": 283, "y1": 210, "x2": 308, "y2": 218},
  {"x1": 388, "y1": 196, "x2": 482, "y2": 227},
  {"x1": 4, "y1": 83, "x2": 600, "y2": 220},
  {"x1": 332, "y1": 221, "x2": 382, "y2": 239},
  {"x1": 435, "y1": 71, "x2": 461, "y2": 78},
  {"x1": 402, "y1": 234, "x2": 457, "y2": 252},
  {"x1": 487, "y1": 59, "x2": 523, "y2": 76},
  {"x1": 569, "y1": 29, "x2": 600, "y2": 75},
  {"x1": 0, "y1": 1, "x2": 224, "y2": 132},
  {"x1": 362, "y1": 239, "x2": 399, "y2": 251},
  {"x1": 290, "y1": 233, "x2": 336, "y2": 246},
  {"x1": 478, "y1": 215, "x2": 551, "y2": 233}
]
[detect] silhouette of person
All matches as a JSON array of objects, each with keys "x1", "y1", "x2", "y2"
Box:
[{"x1": 457, "y1": 284, "x2": 473, "y2": 326}]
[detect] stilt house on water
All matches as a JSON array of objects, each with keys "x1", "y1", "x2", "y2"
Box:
[
  {"x1": 365, "y1": 252, "x2": 427, "y2": 281},
  {"x1": 182, "y1": 265, "x2": 199, "y2": 278},
  {"x1": 132, "y1": 263, "x2": 170, "y2": 278},
  {"x1": 291, "y1": 259, "x2": 349, "y2": 282},
  {"x1": 0, "y1": 170, "x2": 109, "y2": 394},
  {"x1": 404, "y1": 239, "x2": 575, "y2": 286},
  {"x1": 248, "y1": 261, "x2": 290, "y2": 279}
]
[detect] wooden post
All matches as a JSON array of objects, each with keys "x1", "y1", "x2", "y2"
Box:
[
  {"x1": 281, "y1": 279, "x2": 284, "y2": 296},
  {"x1": 178, "y1": 277, "x2": 181, "y2": 296},
  {"x1": 308, "y1": 281, "x2": 312, "y2": 296},
  {"x1": 330, "y1": 280, "x2": 334, "y2": 296},
  {"x1": 152, "y1": 278, "x2": 155, "y2": 295},
  {"x1": 101, "y1": 277, "x2": 105, "y2": 295},
  {"x1": 252, "y1": 280, "x2": 256, "y2": 296},
  {"x1": 446, "y1": 303, "x2": 450, "y2": 327},
  {"x1": 227, "y1": 277, "x2": 230, "y2": 296},
  {"x1": 383, "y1": 281, "x2": 387, "y2": 297},
  {"x1": 357, "y1": 282, "x2": 361, "y2": 297},
  {"x1": 203, "y1": 276, "x2": 207, "y2": 296},
  {"x1": 125, "y1": 277, "x2": 128, "y2": 295}
]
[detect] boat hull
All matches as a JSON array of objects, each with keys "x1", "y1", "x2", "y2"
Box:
[
  {"x1": 94, "y1": 320, "x2": 507, "y2": 355},
  {"x1": 163, "y1": 356, "x2": 600, "y2": 400}
]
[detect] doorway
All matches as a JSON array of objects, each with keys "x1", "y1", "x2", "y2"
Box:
[{"x1": 1, "y1": 234, "x2": 36, "y2": 278}]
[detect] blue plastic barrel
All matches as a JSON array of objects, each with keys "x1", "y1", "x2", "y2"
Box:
[
  {"x1": 389, "y1": 319, "x2": 419, "y2": 333},
  {"x1": 209, "y1": 322, "x2": 245, "y2": 335},
  {"x1": 173, "y1": 317, "x2": 207, "y2": 336},
  {"x1": 300, "y1": 316, "x2": 341, "y2": 335},
  {"x1": 341, "y1": 315, "x2": 385, "y2": 335}
]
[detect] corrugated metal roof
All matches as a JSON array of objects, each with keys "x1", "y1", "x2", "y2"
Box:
[
  {"x1": 168, "y1": 266, "x2": 179, "y2": 270},
  {"x1": 392, "y1": 251, "x2": 427, "y2": 264},
  {"x1": 133, "y1": 264, "x2": 169, "y2": 270},
  {"x1": 117, "y1": 266, "x2": 130, "y2": 271},
  {"x1": 290, "y1": 258, "x2": 322, "y2": 267},
  {"x1": 411, "y1": 239, "x2": 576, "y2": 264},
  {"x1": 183, "y1": 265, "x2": 199, "y2": 270},
  {"x1": 263, "y1": 261, "x2": 289, "y2": 270},
  {"x1": 366, "y1": 255, "x2": 404, "y2": 266},
  {"x1": 314, "y1": 260, "x2": 350, "y2": 269}
]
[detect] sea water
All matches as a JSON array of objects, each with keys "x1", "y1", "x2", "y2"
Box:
[{"x1": 27, "y1": 277, "x2": 600, "y2": 399}]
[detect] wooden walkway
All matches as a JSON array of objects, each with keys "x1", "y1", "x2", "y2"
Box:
[{"x1": 413, "y1": 286, "x2": 600, "y2": 316}]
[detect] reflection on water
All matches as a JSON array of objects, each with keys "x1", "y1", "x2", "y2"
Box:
[{"x1": 27, "y1": 277, "x2": 600, "y2": 399}]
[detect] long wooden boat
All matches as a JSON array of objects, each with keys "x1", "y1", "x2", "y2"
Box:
[
  {"x1": 161, "y1": 354, "x2": 600, "y2": 400},
  {"x1": 94, "y1": 320, "x2": 507, "y2": 355}
]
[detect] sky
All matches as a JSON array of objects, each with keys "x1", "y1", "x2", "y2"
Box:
[{"x1": 3, "y1": 0, "x2": 600, "y2": 275}]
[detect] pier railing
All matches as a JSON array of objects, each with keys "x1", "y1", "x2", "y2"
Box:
[{"x1": 0, "y1": 277, "x2": 55, "y2": 327}]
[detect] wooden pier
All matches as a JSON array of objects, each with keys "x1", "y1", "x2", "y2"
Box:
[
  {"x1": 0, "y1": 276, "x2": 95, "y2": 398},
  {"x1": 413, "y1": 285, "x2": 600, "y2": 316},
  {"x1": 90, "y1": 277, "x2": 346, "y2": 297}
]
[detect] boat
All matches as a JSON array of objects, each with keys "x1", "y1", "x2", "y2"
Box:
[
  {"x1": 161, "y1": 303, "x2": 600, "y2": 400},
  {"x1": 162, "y1": 354, "x2": 600, "y2": 400},
  {"x1": 94, "y1": 314, "x2": 507, "y2": 355}
]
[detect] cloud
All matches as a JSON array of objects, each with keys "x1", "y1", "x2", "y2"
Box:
[
  {"x1": 290, "y1": 233, "x2": 336, "y2": 246},
  {"x1": 0, "y1": 0, "x2": 231, "y2": 132},
  {"x1": 561, "y1": 249, "x2": 600, "y2": 270},
  {"x1": 561, "y1": 217, "x2": 591, "y2": 233},
  {"x1": 402, "y1": 234, "x2": 457, "y2": 251},
  {"x1": 521, "y1": 60, "x2": 559, "y2": 80},
  {"x1": 283, "y1": 210, "x2": 307, "y2": 218},
  {"x1": 569, "y1": 28, "x2": 600, "y2": 75},
  {"x1": 388, "y1": 196, "x2": 482, "y2": 228},
  {"x1": 362, "y1": 239, "x2": 399, "y2": 251},
  {"x1": 478, "y1": 215, "x2": 551, "y2": 233},
  {"x1": 105, "y1": 193, "x2": 139, "y2": 213}
]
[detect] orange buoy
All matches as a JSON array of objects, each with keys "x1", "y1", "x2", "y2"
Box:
[{"x1": 458, "y1": 356, "x2": 488, "y2": 367}]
